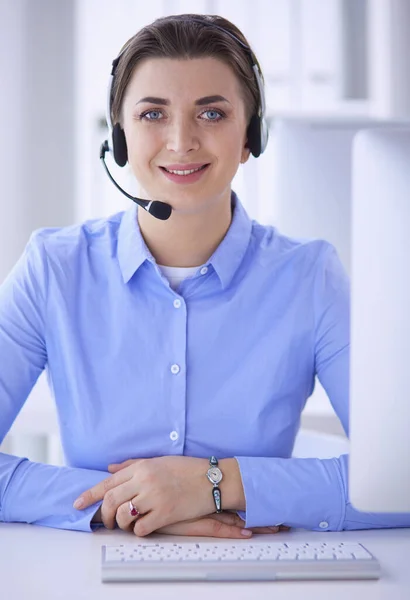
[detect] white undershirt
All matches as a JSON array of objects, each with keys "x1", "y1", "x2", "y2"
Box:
[{"x1": 157, "y1": 264, "x2": 199, "y2": 291}]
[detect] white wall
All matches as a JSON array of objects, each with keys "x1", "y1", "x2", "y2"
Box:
[
  {"x1": 0, "y1": 0, "x2": 77, "y2": 461},
  {"x1": 0, "y1": 0, "x2": 75, "y2": 285}
]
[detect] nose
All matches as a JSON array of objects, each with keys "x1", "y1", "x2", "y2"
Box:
[{"x1": 166, "y1": 115, "x2": 200, "y2": 154}]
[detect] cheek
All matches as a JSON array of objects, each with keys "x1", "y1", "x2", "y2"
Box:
[
  {"x1": 222, "y1": 135, "x2": 245, "y2": 167},
  {"x1": 126, "y1": 133, "x2": 160, "y2": 174},
  {"x1": 126, "y1": 128, "x2": 156, "y2": 154}
]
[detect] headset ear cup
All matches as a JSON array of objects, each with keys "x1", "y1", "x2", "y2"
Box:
[
  {"x1": 112, "y1": 123, "x2": 128, "y2": 167},
  {"x1": 260, "y1": 117, "x2": 269, "y2": 154},
  {"x1": 246, "y1": 115, "x2": 262, "y2": 158}
]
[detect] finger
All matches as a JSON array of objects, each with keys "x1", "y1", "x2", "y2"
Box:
[
  {"x1": 155, "y1": 517, "x2": 253, "y2": 539},
  {"x1": 133, "y1": 511, "x2": 169, "y2": 538},
  {"x1": 249, "y1": 526, "x2": 280, "y2": 534},
  {"x1": 101, "y1": 481, "x2": 145, "y2": 530},
  {"x1": 211, "y1": 514, "x2": 285, "y2": 535},
  {"x1": 115, "y1": 498, "x2": 148, "y2": 532},
  {"x1": 108, "y1": 459, "x2": 140, "y2": 473},
  {"x1": 209, "y1": 513, "x2": 274, "y2": 533},
  {"x1": 107, "y1": 464, "x2": 123, "y2": 473},
  {"x1": 115, "y1": 507, "x2": 146, "y2": 533},
  {"x1": 246, "y1": 524, "x2": 291, "y2": 534},
  {"x1": 73, "y1": 474, "x2": 121, "y2": 511},
  {"x1": 211, "y1": 514, "x2": 290, "y2": 533},
  {"x1": 74, "y1": 461, "x2": 140, "y2": 510}
]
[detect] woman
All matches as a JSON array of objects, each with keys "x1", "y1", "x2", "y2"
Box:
[{"x1": 0, "y1": 14, "x2": 408, "y2": 538}]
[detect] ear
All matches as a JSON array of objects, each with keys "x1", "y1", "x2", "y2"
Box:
[{"x1": 240, "y1": 146, "x2": 251, "y2": 164}]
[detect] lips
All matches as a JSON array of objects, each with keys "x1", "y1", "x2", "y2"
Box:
[
  {"x1": 160, "y1": 163, "x2": 209, "y2": 173},
  {"x1": 159, "y1": 163, "x2": 211, "y2": 184},
  {"x1": 161, "y1": 163, "x2": 209, "y2": 171}
]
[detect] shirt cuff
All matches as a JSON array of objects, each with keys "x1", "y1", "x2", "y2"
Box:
[
  {"x1": 1, "y1": 455, "x2": 110, "y2": 532},
  {"x1": 234, "y1": 455, "x2": 345, "y2": 531}
]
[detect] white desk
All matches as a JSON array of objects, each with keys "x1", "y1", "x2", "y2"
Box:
[{"x1": 1, "y1": 524, "x2": 409, "y2": 599}]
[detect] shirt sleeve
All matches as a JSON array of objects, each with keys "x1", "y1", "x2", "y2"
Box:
[
  {"x1": 235, "y1": 244, "x2": 410, "y2": 531},
  {"x1": 0, "y1": 232, "x2": 106, "y2": 532}
]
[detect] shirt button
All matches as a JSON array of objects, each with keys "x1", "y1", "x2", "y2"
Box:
[
  {"x1": 173, "y1": 299, "x2": 181, "y2": 308},
  {"x1": 200, "y1": 266, "x2": 208, "y2": 275},
  {"x1": 170, "y1": 364, "x2": 180, "y2": 374},
  {"x1": 170, "y1": 431, "x2": 179, "y2": 441},
  {"x1": 319, "y1": 521, "x2": 329, "y2": 529}
]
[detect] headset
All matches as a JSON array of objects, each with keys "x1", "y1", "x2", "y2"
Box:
[{"x1": 100, "y1": 16, "x2": 269, "y2": 221}]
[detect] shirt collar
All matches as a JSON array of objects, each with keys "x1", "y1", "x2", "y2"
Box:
[
  {"x1": 117, "y1": 190, "x2": 253, "y2": 289},
  {"x1": 207, "y1": 191, "x2": 253, "y2": 289},
  {"x1": 117, "y1": 204, "x2": 153, "y2": 284}
]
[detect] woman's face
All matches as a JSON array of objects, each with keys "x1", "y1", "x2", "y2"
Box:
[{"x1": 121, "y1": 56, "x2": 250, "y2": 215}]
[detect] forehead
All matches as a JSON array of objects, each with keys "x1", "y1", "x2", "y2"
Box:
[{"x1": 125, "y1": 56, "x2": 243, "y2": 102}]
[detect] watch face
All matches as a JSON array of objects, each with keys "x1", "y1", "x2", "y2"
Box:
[{"x1": 207, "y1": 467, "x2": 223, "y2": 484}]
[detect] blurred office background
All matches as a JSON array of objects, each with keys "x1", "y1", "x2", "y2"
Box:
[{"x1": 1, "y1": 0, "x2": 410, "y2": 464}]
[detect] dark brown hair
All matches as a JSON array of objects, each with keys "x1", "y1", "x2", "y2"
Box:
[{"x1": 110, "y1": 14, "x2": 264, "y2": 128}]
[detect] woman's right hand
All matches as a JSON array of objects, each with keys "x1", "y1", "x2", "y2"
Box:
[{"x1": 154, "y1": 511, "x2": 290, "y2": 538}]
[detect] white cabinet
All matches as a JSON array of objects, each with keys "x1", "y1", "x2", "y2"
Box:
[
  {"x1": 250, "y1": 1, "x2": 295, "y2": 112},
  {"x1": 299, "y1": 0, "x2": 345, "y2": 107}
]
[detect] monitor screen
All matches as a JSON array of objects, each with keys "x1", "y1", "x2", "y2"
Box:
[{"x1": 349, "y1": 127, "x2": 410, "y2": 512}]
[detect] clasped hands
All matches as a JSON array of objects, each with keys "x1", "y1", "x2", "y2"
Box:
[{"x1": 73, "y1": 455, "x2": 289, "y2": 538}]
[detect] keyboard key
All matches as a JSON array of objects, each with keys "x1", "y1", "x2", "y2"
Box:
[
  {"x1": 317, "y1": 552, "x2": 336, "y2": 560},
  {"x1": 297, "y1": 551, "x2": 316, "y2": 560},
  {"x1": 278, "y1": 550, "x2": 298, "y2": 560}
]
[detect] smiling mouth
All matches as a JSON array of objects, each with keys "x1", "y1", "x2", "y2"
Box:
[{"x1": 160, "y1": 164, "x2": 210, "y2": 175}]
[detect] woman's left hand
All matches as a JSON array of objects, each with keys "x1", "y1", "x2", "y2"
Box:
[{"x1": 73, "y1": 456, "x2": 215, "y2": 535}]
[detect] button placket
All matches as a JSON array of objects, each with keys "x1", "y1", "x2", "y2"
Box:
[{"x1": 168, "y1": 293, "x2": 186, "y2": 450}]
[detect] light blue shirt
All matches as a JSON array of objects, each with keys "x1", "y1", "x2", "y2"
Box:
[{"x1": 1, "y1": 192, "x2": 409, "y2": 533}]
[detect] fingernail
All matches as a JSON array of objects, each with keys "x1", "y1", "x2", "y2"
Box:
[
  {"x1": 241, "y1": 529, "x2": 252, "y2": 537},
  {"x1": 73, "y1": 497, "x2": 84, "y2": 509},
  {"x1": 269, "y1": 526, "x2": 279, "y2": 532}
]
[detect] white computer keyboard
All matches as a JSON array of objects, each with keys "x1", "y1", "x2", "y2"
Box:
[{"x1": 101, "y1": 541, "x2": 381, "y2": 582}]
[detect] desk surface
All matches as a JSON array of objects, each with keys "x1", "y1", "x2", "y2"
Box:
[{"x1": 1, "y1": 524, "x2": 409, "y2": 600}]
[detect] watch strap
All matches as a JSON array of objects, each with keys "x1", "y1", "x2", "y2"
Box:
[{"x1": 208, "y1": 456, "x2": 222, "y2": 513}]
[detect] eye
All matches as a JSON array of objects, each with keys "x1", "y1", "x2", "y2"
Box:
[
  {"x1": 140, "y1": 110, "x2": 164, "y2": 121},
  {"x1": 200, "y1": 109, "x2": 225, "y2": 122}
]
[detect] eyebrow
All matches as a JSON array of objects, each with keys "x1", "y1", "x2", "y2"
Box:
[{"x1": 136, "y1": 95, "x2": 231, "y2": 106}]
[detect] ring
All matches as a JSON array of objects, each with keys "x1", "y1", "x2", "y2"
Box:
[{"x1": 129, "y1": 500, "x2": 140, "y2": 518}]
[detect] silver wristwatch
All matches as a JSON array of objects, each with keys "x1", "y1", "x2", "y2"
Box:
[{"x1": 206, "y1": 456, "x2": 223, "y2": 513}]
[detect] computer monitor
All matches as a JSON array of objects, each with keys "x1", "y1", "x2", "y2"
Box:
[{"x1": 349, "y1": 127, "x2": 410, "y2": 512}]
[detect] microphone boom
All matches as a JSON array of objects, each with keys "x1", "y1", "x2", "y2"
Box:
[{"x1": 100, "y1": 141, "x2": 172, "y2": 221}]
